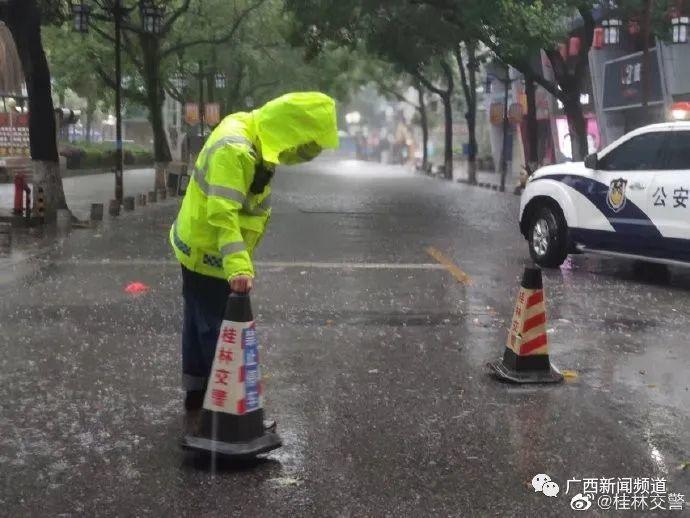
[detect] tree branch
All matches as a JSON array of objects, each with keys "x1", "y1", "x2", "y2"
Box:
[
  {"x1": 162, "y1": 0, "x2": 193, "y2": 35},
  {"x1": 376, "y1": 81, "x2": 420, "y2": 109},
  {"x1": 575, "y1": 6, "x2": 595, "y2": 81},
  {"x1": 161, "y1": 0, "x2": 266, "y2": 58},
  {"x1": 455, "y1": 44, "x2": 472, "y2": 109},
  {"x1": 94, "y1": 63, "x2": 147, "y2": 104}
]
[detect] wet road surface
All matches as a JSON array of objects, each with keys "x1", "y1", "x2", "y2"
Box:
[{"x1": 0, "y1": 159, "x2": 688, "y2": 516}]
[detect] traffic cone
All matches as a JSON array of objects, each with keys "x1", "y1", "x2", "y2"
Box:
[
  {"x1": 182, "y1": 292, "x2": 282, "y2": 458},
  {"x1": 488, "y1": 267, "x2": 563, "y2": 383}
]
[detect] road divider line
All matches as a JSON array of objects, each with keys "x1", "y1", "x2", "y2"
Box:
[
  {"x1": 425, "y1": 246, "x2": 472, "y2": 285},
  {"x1": 36, "y1": 258, "x2": 446, "y2": 270}
]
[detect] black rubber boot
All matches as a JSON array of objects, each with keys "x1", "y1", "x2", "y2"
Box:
[{"x1": 184, "y1": 390, "x2": 205, "y2": 435}]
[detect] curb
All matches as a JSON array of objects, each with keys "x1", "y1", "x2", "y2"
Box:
[{"x1": 456, "y1": 178, "x2": 523, "y2": 196}]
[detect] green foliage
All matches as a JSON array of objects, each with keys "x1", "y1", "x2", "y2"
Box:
[{"x1": 59, "y1": 141, "x2": 154, "y2": 169}]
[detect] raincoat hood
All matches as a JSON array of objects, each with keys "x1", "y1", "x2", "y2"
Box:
[{"x1": 252, "y1": 92, "x2": 339, "y2": 165}]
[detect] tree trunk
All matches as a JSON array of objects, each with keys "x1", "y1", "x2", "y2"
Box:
[
  {"x1": 85, "y1": 98, "x2": 94, "y2": 144},
  {"x1": 525, "y1": 77, "x2": 538, "y2": 170},
  {"x1": 140, "y1": 35, "x2": 172, "y2": 190},
  {"x1": 3, "y1": 0, "x2": 69, "y2": 221},
  {"x1": 564, "y1": 94, "x2": 588, "y2": 161},
  {"x1": 499, "y1": 71, "x2": 510, "y2": 192},
  {"x1": 415, "y1": 83, "x2": 429, "y2": 172},
  {"x1": 441, "y1": 93, "x2": 453, "y2": 180},
  {"x1": 456, "y1": 42, "x2": 478, "y2": 184}
]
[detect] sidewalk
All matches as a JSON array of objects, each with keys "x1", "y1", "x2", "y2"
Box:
[{"x1": 0, "y1": 168, "x2": 156, "y2": 221}]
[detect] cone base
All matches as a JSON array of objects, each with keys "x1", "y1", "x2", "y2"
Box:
[
  {"x1": 488, "y1": 359, "x2": 563, "y2": 384},
  {"x1": 182, "y1": 431, "x2": 282, "y2": 460}
]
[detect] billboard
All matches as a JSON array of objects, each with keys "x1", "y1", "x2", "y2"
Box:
[
  {"x1": 0, "y1": 112, "x2": 29, "y2": 157},
  {"x1": 602, "y1": 49, "x2": 665, "y2": 111}
]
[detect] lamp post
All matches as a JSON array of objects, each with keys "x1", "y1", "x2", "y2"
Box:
[
  {"x1": 191, "y1": 62, "x2": 226, "y2": 139},
  {"x1": 71, "y1": 0, "x2": 163, "y2": 204}
]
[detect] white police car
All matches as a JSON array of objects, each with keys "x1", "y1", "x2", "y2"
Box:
[{"x1": 520, "y1": 122, "x2": 690, "y2": 267}]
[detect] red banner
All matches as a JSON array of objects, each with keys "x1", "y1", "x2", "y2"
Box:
[
  {"x1": 205, "y1": 103, "x2": 220, "y2": 126},
  {"x1": 184, "y1": 103, "x2": 199, "y2": 125}
]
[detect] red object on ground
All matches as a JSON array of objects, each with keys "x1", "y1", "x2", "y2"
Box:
[
  {"x1": 124, "y1": 282, "x2": 150, "y2": 294},
  {"x1": 13, "y1": 172, "x2": 25, "y2": 215}
]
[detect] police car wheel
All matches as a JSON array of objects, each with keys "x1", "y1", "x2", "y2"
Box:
[{"x1": 528, "y1": 207, "x2": 568, "y2": 268}]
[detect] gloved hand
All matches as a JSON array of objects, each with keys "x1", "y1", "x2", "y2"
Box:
[{"x1": 230, "y1": 275, "x2": 253, "y2": 293}]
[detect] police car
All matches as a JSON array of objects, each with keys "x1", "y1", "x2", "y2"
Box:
[{"x1": 519, "y1": 122, "x2": 690, "y2": 267}]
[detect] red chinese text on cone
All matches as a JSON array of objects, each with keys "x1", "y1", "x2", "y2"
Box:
[
  {"x1": 488, "y1": 267, "x2": 563, "y2": 383},
  {"x1": 182, "y1": 293, "x2": 282, "y2": 459}
]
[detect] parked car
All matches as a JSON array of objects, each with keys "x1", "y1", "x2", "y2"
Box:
[{"x1": 520, "y1": 122, "x2": 690, "y2": 267}]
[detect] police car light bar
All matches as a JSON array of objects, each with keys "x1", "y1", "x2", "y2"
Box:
[{"x1": 670, "y1": 101, "x2": 690, "y2": 120}]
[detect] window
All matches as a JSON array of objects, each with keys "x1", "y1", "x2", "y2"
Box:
[
  {"x1": 665, "y1": 131, "x2": 690, "y2": 169},
  {"x1": 599, "y1": 132, "x2": 670, "y2": 171}
]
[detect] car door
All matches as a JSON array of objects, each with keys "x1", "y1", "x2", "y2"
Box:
[
  {"x1": 585, "y1": 131, "x2": 669, "y2": 253},
  {"x1": 646, "y1": 130, "x2": 690, "y2": 261}
]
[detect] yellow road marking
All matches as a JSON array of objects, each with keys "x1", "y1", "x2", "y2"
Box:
[{"x1": 425, "y1": 246, "x2": 472, "y2": 285}]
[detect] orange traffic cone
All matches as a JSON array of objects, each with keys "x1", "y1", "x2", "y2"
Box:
[
  {"x1": 182, "y1": 292, "x2": 282, "y2": 458},
  {"x1": 488, "y1": 267, "x2": 563, "y2": 383}
]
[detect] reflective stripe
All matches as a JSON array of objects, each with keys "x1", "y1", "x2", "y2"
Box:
[
  {"x1": 220, "y1": 241, "x2": 247, "y2": 256},
  {"x1": 259, "y1": 194, "x2": 272, "y2": 210},
  {"x1": 200, "y1": 135, "x2": 255, "y2": 171},
  {"x1": 202, "y1": 254, "x2": 223, "y2": 269},
  {"x1": 193, "y1": 166, "x2": 246, "y2": 204},
  {"x1": 172, "y1": 221, "x2": 191, "y2": 256},
  {"x1": 241, "y1": 194, "x2": 272, "y2": 216},
  {"x1": 209, "y1": 184, "x2": 246, "y2": 204},
  {"x1": 192, "y1": 134, "x2": 255, "y2": 204}
]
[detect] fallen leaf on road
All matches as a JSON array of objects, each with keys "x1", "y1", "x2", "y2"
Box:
[
  {"x1": 678, "y1": 461, "x2": 689, "y2": 471},
  {"x1": 270, "y1": 477, "x2": 302, "y2": 487},
  {"x1": 561, "y1": 370, "x2": 578, "y2": 381},
  {"x1": 325, "y1": 319, "x2": 335, "y2": 326},
  {"x1": 647, "y1": 384, "x2": 657, "y2": 388}
]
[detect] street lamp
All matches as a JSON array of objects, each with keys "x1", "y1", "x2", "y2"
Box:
[
  {"x1": 214, "y1": 72, "x2": 227, "y2": 90},
  {"x1": 141, "y1": 0, "x2": 163, "y2": 35},
  {"x1": 72, "y1": 1, "x2": 90, "y2": 33},
  {"x1": 172, "y1": 72, "x2": 188, "y2": 90},
  {"x1": 190, "y1": 63, "x2": 227, "y2": 138},
  {"x1": 71, "y1": 1, "x2": 163, "y2": 204},
  {"x1": 602, "y1": 18, "x2": 622, "y2": 45},
  {"x1": 672, "y1": 17, "x2": 689, "y2": 44}
]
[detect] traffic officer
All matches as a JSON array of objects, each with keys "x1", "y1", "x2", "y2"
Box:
[{"x1": 170, "y1": 92, "x2": 339, "y2": 431}]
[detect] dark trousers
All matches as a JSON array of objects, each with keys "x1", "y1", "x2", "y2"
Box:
[{"x1": 181, "y1": 266, "x2": 230, "y2": 393}]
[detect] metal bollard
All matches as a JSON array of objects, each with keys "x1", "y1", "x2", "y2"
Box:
[
  {"x1": 56, "y1": 209, "x2": 71, "y2": 232},
  {"x1": 109, "y1": 199, "x2": 120, "y2": 217},
  {"x1": 148, "y1": 190, "x2": 157, "y2": 203},
  {"x1": 138, "y1": 193, "x2": 147, "y2": 207},
  {"x1": 158, "y1": 188, "x2": 167, "y2": 201},
  {"x1": 90, "y1": 203, "x2": 104, "y2": 222},
  {"x1": 13, "y1": 173, "x2": 24, "y2": 215},
  {"x1": 0, "y1": 222, "x2": 11, "y2": 253},
  {"x1": 123, "y1": 196, "x2": 135, "y2": 211},
  {"x1": 36, "y1": 187, "x2": 45, "y2": 221}
]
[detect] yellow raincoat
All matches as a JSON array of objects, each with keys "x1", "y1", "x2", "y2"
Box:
[{"x1": 170, "y1": 92, "x2": 339, "y2": 280}]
